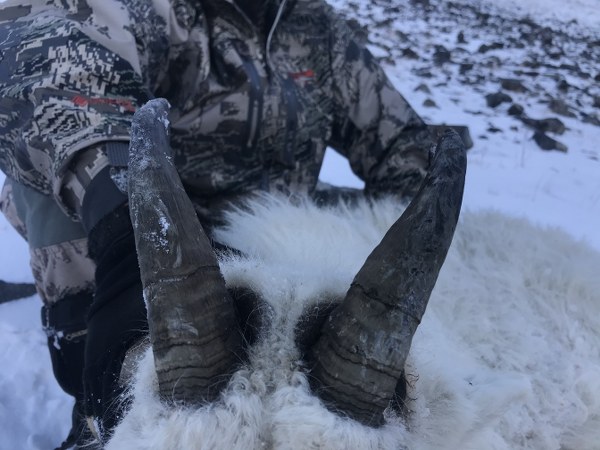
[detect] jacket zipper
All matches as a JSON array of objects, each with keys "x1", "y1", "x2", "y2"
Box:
[
  {"x1": 230, "y1": 0, "x2": 292, "y2": 184},
  {"x1": 241, "y1": 60, "x2": 263, "y2": 154}
]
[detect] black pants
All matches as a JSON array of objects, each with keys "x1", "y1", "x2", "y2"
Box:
[
  {"x1": 83, "y1": 203, "x2": 148, "y2": 442},
  {"x1": 42, "y1": 292, "x2": 93, "y2": 448}
]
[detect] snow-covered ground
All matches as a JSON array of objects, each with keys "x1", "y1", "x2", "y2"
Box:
[
  {"x1": 452, "y1": 0, "x2": 600, "y2": 30},
  {"x1": 0, "y1": 0, "x2": 598, "y2": 449}
]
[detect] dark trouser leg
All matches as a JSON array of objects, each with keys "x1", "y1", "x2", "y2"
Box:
[
  {"x1": 42, "y1": 293, "x2": 95, "y2": 449},
  {"x1": 62, "y1": 144, "x2": 148, "y2": 442},
  {"x1": 42, "y1": 293, "x2": 91, "y2": 399},
  {"x1": 83, "y1": 203, "x2": 148, "y2": 441}
]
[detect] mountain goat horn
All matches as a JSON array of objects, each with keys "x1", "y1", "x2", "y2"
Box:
[
  {"x1": 309, "y1": 129, "x2": 467, "y2": 426},
  {"x1": 128, "y1": 98, "x2": 242, "y2": 404}
]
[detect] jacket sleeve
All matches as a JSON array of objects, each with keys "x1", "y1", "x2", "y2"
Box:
[
  {"x1": 326, "y1": 9, "x2": 433, "y2": 200},
  {"x1": 0, "y1": 1, "x2": 170, "y2": 217}
]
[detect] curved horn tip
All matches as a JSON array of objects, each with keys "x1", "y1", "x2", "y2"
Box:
[
  {"x1": 133, "y1": 98, "x2": 171, "y2": 125},
  {"x1": 308, "y1": 126, "x2": 466, "y2": 426}
]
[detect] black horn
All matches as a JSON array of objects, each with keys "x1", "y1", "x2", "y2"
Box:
[
  {"x1": 128, "y1": 98, "x2": 242, "y2": 404},
  {"x1": 309, "y1": 129, "x2": 467, "y2": 426}
]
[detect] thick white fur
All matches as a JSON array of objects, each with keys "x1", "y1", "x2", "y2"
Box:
[{"x1": 108, "y1": 195, "x2": 600, "y2": 450}]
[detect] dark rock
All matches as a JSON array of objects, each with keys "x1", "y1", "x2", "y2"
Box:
[
  {"x1": 478, "y1": 12, "x2": 491, "y2": 24},
  {"x1": 500, "y1": 78, "x2": 528, "y2": 92},
  {"x1": 482, "y1": 55, "x2": 503, "y2": 69},
  {"x1": 464, "y1": 109, "x2": 484, "y2": 116},
  {"x1": 540, "y1": 27, "x2": 554, "y2": 46},
  {"x1": 423, "y1": 98, "x2": 437, "y2": 108},
  {"x1": 413, "y1": 67, "x2": 433, "y2": 78},
  {"x1": 533, "y1": 132, "x2": 568, "y2": 152},
  {"x1": 402, "y1": 47, "x2": 419, "y2": 59},
  {"x1": 514, "y1": 70, "x2": 540, "y2": 78},
  {"x1": 414, "y1": 83, "x2": 431, "y2": 94},
  {"x1": 462, "y1": 74, "x2": 486, "y2": 85},
  {"x1": 595, "y1": 73, "x2": 600, "y2": 83},
  {"x1": 508, "y1": 103, "x2": 524, "y2": 116},
  {"x1": 518, "y1": 17, "x2": 537, "y2": 29},
  {"x1": 547, "y1": 49, "x2": 564, "y2": 60},
  {"x1": 433, "y1": 45, "x2": 451, "y2": 65},
  {"x1": 549, "y1": 99, "x2": 576, "y2": 117},
  {"x1": 459, "y1": 63, "x2": 474, "y2": 74},
  {"x1": 487, "y1": 125, "x2": 502, "y2": 133},
  {"x1": 478, "y1": 42, "x2": 504, "y2": 53},
  {"x1": 539, "y1": 118, "x2": 566, "y2": 134},
  {"x1": 580, "y1": 49, "x2": 594, "y2": 61},
  {"x1": 559, "y1": 63, "x2": 581, "y2": 74},
  {"x1": 521, "y1": 117, "x2": 566, "y2": 134},
  {"x1": 581, "y1": 113, "x2": 600, "y2": 127},
  {"x1": 378, "y1": 17, "x2": 395, "y2": 28},
  {"x1": 0, "y1": 280, "x2": 37, "y2": 304},
  {"x1": 522, "y1": 59, "x2": 541, "y2": 69},
  {"x1": 520, "y1": 31, "x2": 536, "y2": 44},
  {"x1": 557, "y1": 79, "x2": 570, "y2": 92},
  {"x1": 486, "y1": 92, "x2": 513, "y2": 108},
  {"x1": 453, "y1": 46, "x2": 470, "y2": 56},
  {"x1": 593, "y1": 96, "x2": 600, "y2": 109},
  {"x1": 457, "y1": 31, "x2": 466, "y2": 44},
  {"x1": 395, "y1": 30, "x2": 410, "y2": 42}
]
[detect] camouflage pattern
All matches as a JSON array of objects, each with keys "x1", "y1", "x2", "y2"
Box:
[
  {"x1": 0, "y1": 179, "x2": 27, "y2": 240},
  {"x1": 1, "y1": 144, "x2": 105, "y2": 306},
  {"x1": 60, "y1": 144, "x2": 110, "y2": 218},
  {"x1": 30, "y1": 237, "x2": 95, "y2": 305},
  {"x1": 0, "y1": 0, "x2": 150, "y2": 218},
  {"x1": 0, "y1": 0, "x2": 432, "y2": 303},
  {"x1": 164, "y1": 0, "x2": 432, "y2": 212},
  {"x1": 1, "y1": 178, "x2": 95, "y2": 305}
]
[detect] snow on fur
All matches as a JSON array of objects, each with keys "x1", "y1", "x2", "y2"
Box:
[{"x1": 108, "y1": 195, "x2": 600, "y2": 450}]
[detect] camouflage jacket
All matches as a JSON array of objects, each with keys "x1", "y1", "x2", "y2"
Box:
[
  {"x1": 0, "y1": 0, "x2": 432, "y2": 304},
  {"x1": 0, "y1": 0, "x2": 431, "y2": 209}
]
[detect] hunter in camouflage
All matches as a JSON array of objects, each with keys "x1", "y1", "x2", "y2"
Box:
[
  {"x1": 0, "y1": 0, "x2": 432, "y2": 306},
  {"x1": 0, "y1": 0, "x2": 433, "y2": 445}
]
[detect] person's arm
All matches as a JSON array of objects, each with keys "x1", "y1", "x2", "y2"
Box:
[
  {"x1": 0, "y1": 3, "x2": 173, "y2": 443},
  {"x1": 325, "y1": 9, "x2": 433, "y2": 201},
  {"x1": 0, "y1": 2, "x2": 165, "y2": 218}
]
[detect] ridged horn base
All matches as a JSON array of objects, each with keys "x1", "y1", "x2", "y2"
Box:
[
  {"x1": 309, "y1": 129, "x2": 467, "y2": 426},
  {"x1": 128, "y1": 98, "x2": 242, "y2": 405}
]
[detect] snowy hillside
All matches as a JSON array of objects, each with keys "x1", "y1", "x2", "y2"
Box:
[
  {"x1": 0, "y1": 0, "x2": 599, "y2": 449},
  {"x1": 321, "y1": 0, "x2": 600, "y2": 251}
]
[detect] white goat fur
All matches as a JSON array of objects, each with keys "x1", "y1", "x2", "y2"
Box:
[{"x1": 108, "y1": 195, "x2": 600, "y2": 450}]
